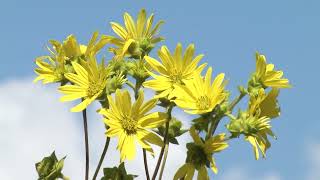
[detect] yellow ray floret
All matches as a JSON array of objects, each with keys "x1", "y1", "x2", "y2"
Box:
[
  {"x1": 99, "y1": 90, "x2": 167, "y2": 161},
  {"x1": 172, "y1": 67, "x2": 227, "y2": 114},
  {"x1": 174, "y1": 127, "x2": 228, "y2": 180},
  {"x1": 107, "y1": 9, "x2": 164, "y2": 57},
  {"x1": 34, "y1": 40, "x2": 67, "y2": 84},
  {"x1": 255, "y1": 52, "x2": 291, "y2": 88},
  {"x1": 143, "y1": 43, "x2": 207, "y2": 99},
  {"x1": 58, "y1": 56, "x2": 108, "y2": 112},
  {"x1": 63, "y1": 32, "x2": 109, "y2": 59}
]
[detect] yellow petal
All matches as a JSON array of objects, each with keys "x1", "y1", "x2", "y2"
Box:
[
  {"x1": 136, "y1": 9, "x2": 146, "y2": 37},
  {"x1": 138, "y1": 112, "x2": 167, "y2": 128},
  {"x1": 144, "y1": 56, "x2": 168, "y2": 75},
  {"x1": 137, "y1": 129, "x2": 163, "y2": 147},
  {"x1": 124, "y1": 12, "x2": 137, "y2": 37},
  {"x1": 110, "y1": 22, "x2": 128, "y2": 40}
]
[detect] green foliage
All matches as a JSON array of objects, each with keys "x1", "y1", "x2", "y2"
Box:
[
  {"x1": 156, "y1": 118, "x2": 188, "y2": 144},
  {"x1": 101, "y1": 162, "x2": 137, "y2": 180},
  {"x1": 35, "y1": 151, "x2": 67, "y2": 180}
]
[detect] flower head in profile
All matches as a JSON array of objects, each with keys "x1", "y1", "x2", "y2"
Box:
[
  {"x1": 227, "y1": 88, "x2": 279, "y2": 160},
  {"x1": 99, "y1": 90, "x2": 167, "y2": 161},
  {"x1": 174, "y1": 127, "x2": 228, "y2": 180},
  {"x1": 250, "y1": 52, "x2": 291, "y2": 92},
  {"x1": 143, "y1": 43, "x2": 207, "y2": 99},
  {"x1": 63, "y1": 32, "x2": 109, "y2": 60},
  {"x1": 58, "y1": 56, "x2": 109, "y2": 112},
  {"x1": 172, "y1": 67, "x2": 228, "y2": 115},
  {"x1": 34, "y1": 40, "x2": 67, "y2": 84},
  {"x1": 108, "y1": 9, "x2": 164, "y2": 59}
]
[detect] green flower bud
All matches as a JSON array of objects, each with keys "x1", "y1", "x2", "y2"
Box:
[{"x1": 156, "y1": 118, "x2": 188, "y2": 144}]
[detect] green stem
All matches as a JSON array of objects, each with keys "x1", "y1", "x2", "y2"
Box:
[
  {"x1": 158, "y1": 142, "x2": 169, "y2": 180},
  {"x1": 92, "y1": 137, "x2": 110, "y2": 180},
  {"x1": 143, "y1": 149, "x2": 151, "y2": 180},
  {"x1": 206, "y1": 93, "x2": 246, "y2": 139},
  {"x1": 228, "y1": 93, "x2": 246, "y2": 112},
  {"x1": 152, "y1": 105, "x2": 173, "y2": 180},
  {"x1": 82, "y1": 108, "x2": 89, "y2": 180},
  {"x1": 92, "y1": 100, "x2": 110, "y2": 180},
  {"x1": 132, "y1": 77, "x2": 150, "y2": 180}
]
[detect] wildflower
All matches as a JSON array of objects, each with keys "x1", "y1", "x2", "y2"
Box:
[
  {"x1": 107, "y1": 9, "x2": 164, "y2": 58},
  {"x1": 100, "y1": 90, "x2": 167, "y2": 161},
  {"x1": 34, "y1": 40, "x2": 67, "y2": 84},
  {"x1": 63, "y1": 32, "x2": 109, "y2": 60},
  {"x1": 58, "y1": 56, "x2": 109, "y2": 112},
  {"x1": 143, "y1": 43, "x2": 206, "y2": 99},
  {"x1": 174, "y1": 127, "x2": 228, "y2": 180},
  {"x1": 250, "y1": 52, "x2": 291, "y2": 91},
  {"x1": 227, "y1": 88, "x2": 279, "y2": 159},
  {"x1": 172, "y1": 67, "x2": 228, "y2": 115}
]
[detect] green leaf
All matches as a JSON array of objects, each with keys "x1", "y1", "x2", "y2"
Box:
[
  {"x1": 101, "y1": 162, "x2": 137, "y2": 180},
  {"x1": 35, "y1": 151, "x2": 67, "y2": 180}
]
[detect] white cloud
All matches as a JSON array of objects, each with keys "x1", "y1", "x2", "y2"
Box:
[
  {"x1": 306, "y1": 142, "x2": 320, "y2": 180},
  {"x1": 0, "y1": 78, "x2": 191, "y2": 180}
]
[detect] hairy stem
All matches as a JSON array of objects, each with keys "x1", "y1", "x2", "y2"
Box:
[
  {"x1": 152, "y1": 105, "x2": 173, "y2": 180},
  {"x1": 82, "y1": 108, "x2": 89, "y2": 180},
  {"x1": 92, "y1": 137, "x2": 110, "y2": 180}
]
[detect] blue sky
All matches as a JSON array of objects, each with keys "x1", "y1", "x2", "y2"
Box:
[{"x1": 1, "y1": 0, "x2": 319, "y2": 179}]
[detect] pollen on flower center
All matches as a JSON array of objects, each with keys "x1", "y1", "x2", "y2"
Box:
[
  {"x1": 196, "y1": 96, "x2": 211, "y2": 110},
  {"x1": 120, "y1": 115, "x2": 137, "y2": 134},
  {"x1": 87, "y1": 81, "x2": 103, "y2": 97},
  {"x1": 169, "y1": 68, "x2": 183, "y2": 84}
]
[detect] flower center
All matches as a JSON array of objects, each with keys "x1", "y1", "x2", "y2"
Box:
[
  {"x1": 169, "y1": 68, "x2": 183, "y2": 84},
  {"x1": 120, "y1": 115, "x2": 137, "y2": 135},
  {"x1": 87, "y1": 81, "x2": 103, "y2": 97},
  {"x1": 196, "y1": 96, "x2": 211, "y2": 110}
]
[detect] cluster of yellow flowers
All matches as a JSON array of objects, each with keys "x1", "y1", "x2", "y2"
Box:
[{"x1": 34, "y1": 9, "x2": 290, "y2": 180}]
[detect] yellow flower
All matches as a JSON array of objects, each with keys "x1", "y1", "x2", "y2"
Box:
[
  {"x1": 63, "y1": 32, "x2": 109, "y2": 60},
  {"x1": 174, "y1": 127, "x2": 228, "y2": 180},
  {"x1": 172, "y1": 67, "x2": 227, "y2": 115},
  {"x1": 99, "y1": 90, "x2": 167, "y2": 161},
  {"x1": 254, "y1": 52, "x2": 291, "y2": 88},
  {"x1": 107, "y1": 9, "x2": 164, "y2": 58},
  {"x1": 34, "y1": 40, "x2": 67, "y2": 84},
  {"x1": 58, "y1": 56, "x2": 109, "y2": 112},
  {"x1": 249, "y1": 88, "x2": 280, "y2": 119},
  {"x1": 143, "y1": 43, "x2": 207, "y2": 99},
  {"x1": 227, "y1": 88, "x2": 279, "y2": 160}
]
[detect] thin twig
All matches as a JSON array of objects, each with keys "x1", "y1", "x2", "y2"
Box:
[
  {"x1": 92, "y1": 137, "x2": 110, "y2": 180},
  {"x1": 152, "y1": 105, "x2": 173, "y2": 180},
  {"x1": 158, "y1": 142, "x2": 169, "y2": 180},
  {"x1": 143, "y1": 149, "x2": 151, "y2": 180},
  {"x1": 82, "y1": 108, "x2": 89, "y2": 180}
]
